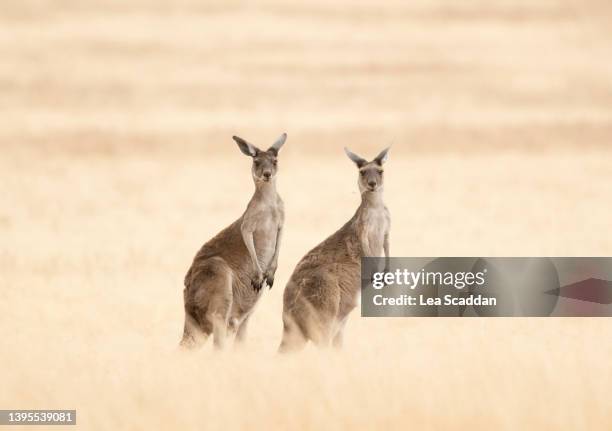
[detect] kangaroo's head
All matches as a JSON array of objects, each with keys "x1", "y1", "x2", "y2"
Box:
[
  {"x1": 233, "y1": 133, "x2": 287, "y2": 184},
  {"x1": 344, "y1": 147, "x2": 390, "y2": 194}
]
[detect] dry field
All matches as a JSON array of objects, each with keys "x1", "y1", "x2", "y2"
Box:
[{"x1": 1, "y1": 1, "x2": 612, "y2": 430}]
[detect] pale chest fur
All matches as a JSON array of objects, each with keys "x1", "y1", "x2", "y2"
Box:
[
  {"x1": 356, "y1": 205, "x2": 389, "y2": 257},
  {"x1": 248, "y1": 197, "x2": 283, "y2": 268}
]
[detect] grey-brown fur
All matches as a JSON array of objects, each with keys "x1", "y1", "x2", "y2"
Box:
[
  {"x1": 181, "y1": 133, "x2": 287, "y2": 349},
  {"x1": 279, "y1": 146, "x2": 391, "y2": 352}
]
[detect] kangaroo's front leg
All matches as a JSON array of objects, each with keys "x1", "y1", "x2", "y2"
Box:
[
  {"x1": 361, "y1": 236, "x2": 377, "y2": 282},
  {"x1": 361, "y1": 235, "x2": 373, "y2": 257},
  {"x1": 383, "y1": 231, "x2": 390, "y2": 273},
  {"x1": 265, "y1": 225, "x2": 283, "y2": 289},
  {"x1": 241, "y1": 222, "x2": 264, "y2": 291}
]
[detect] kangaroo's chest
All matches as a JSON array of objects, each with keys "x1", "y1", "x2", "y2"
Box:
[
  {"x1": 252, "y1": 204, "x2": 282, "y2": 264},
  {"x1": 358, "y1": 208, "x2": 389, "y2": 257}
]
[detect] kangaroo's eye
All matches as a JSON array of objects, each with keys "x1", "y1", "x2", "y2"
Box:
[
  {"x1": 360, "y1": 171, "x2": 366, "y2": 176},
  {"x1": 273, "y1": 160, "x2": 278, "y2": 166},
  {"x1": 378, "y1": 170, "x2": 384, "y2": 174},
  {"x1": 254, "y1": 160, "x2": 261, "y2": 167}
]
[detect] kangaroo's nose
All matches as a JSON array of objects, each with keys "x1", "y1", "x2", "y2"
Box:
[
  {"x1": 263, "y1": 171, "x2": 271, "y2": 179},
  {"x1": 368, "y1": 180, "x2": 377, "y2": 188}
]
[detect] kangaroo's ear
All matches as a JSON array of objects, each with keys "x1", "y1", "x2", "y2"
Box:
[
  {"x1": 233, "y1": 136, "x2": 259, "y2": 157},
  {"x1": 373, "y1": 146, "x2": 390, "y2": 165},
  {"x1": 344, "y1": 147, "x2": 367, "y2": 168},
  {"x1": 268, "y1": 132, "x2": 287, "y2": 155}
]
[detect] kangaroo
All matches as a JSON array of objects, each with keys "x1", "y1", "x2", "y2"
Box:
[
  {"x1": 279, "y1": 147, "x2": 390, "y2": 352},
  {"x1": 181, "y1": 133, "x2": 287, "y2": 349}
]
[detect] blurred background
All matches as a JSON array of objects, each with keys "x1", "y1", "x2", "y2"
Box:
[
  {"x1": 3, "y1": 0, "x2": 612, "y2": 155},
  {"x1": 1, "y1": 1, "x2": 611, "y2": 429}
]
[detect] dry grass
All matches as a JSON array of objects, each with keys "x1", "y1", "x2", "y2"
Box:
[{"x1": 1, "y1": 1, "x2": 612, "y2": 430}]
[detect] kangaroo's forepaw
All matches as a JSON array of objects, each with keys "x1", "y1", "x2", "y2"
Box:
[
  {"x1": 251, "y1": 276, "x2": 264, "y2": 292},
  {"x1": 264, "y1": 268, "x2": 276, "y2": 290},
  {"x1": 266, "y1": 275, "x2": 274, "y2": 289}
]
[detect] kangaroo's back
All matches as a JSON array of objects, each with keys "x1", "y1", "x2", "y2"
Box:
[
  {"x1": 292, "y1": 214, "x2": 361, "y2": 274},
  {"x1": 184, "y1": 218, "x2": 246, "y2": 288}
]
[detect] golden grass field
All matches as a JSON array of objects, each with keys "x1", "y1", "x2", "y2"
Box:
[{"x1": 2, "y1": 0, "x2": 612, "y2": 429}]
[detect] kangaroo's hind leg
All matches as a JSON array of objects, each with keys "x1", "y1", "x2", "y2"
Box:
[
  {"x1": 234, "y1": 314, "x2": 251, "y2": 345},
  {"x1": 278, "y1": 312, "x2": 307, "y2": 353},
  {"x1": 303, "y1": 272, "x2": 340, "y2": 349},
  {"x1": 278, "y1": 280, "x2": 311, "y2": 353},
  {"x1": 331, "y1": 277, "x2": 358, "y2": 349},
  {"x1": 180, "y1": 284, "x2": 210, "y2": 349},
  {"x1": 183, "y1": 257, "x2": 233, "y2": 350},
  {"x1": 203, "y1": 260, "x2": 233, "y2": 350},
  {"x1": 180, "y1": 310, "x2": 209, "y2": 349},
  {"x1": 332, "y1": 316, "x2": 349, "y2": 349}
]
